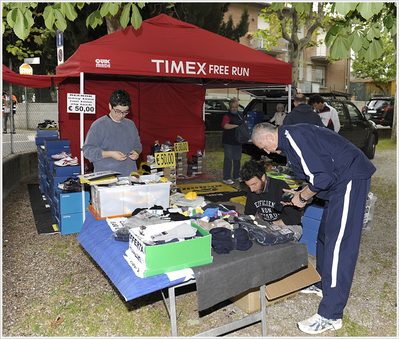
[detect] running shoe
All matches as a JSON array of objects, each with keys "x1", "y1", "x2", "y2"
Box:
[
  {"x1": 54, "y1": 156, "x2": 79, "y2": 167},
  {"x1": 301, "y1": 284, "x2": 323, "y2": 297},
  {"x1": 223, "y1": 179, "x2": 234, "y2": 185},
  {"x1": 297, "y1": 313, "x2": 342, "y2": 334},
  {"x1": 51, "y1": 151, "x2": 72, "y2": 160}
]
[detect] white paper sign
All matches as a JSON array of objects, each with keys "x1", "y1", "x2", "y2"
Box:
[{"x1": 67, "y1": 93, "x2": 96, "y2": 114}]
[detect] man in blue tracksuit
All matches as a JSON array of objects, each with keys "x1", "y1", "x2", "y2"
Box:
[{"x1": 251, "y1": 122, "x2": 376, "y2": 334}]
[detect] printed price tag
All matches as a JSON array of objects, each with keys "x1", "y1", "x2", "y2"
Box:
[
  {"x1": 154, "y1": 151, "x2": 176, "y2": 168},
  {"x1": 174, "y1": 141, "x2": 189, "y2": 153},
  {"x1": 67, "y1": 93, "x2": 96, "y2": 114}
]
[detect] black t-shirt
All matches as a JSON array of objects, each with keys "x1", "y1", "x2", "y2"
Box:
[{"x1": 244, "y1": 177, "x2": 301, "y2": 225}]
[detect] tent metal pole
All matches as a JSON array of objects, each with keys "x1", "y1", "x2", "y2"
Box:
[
  {"x1": 288, "y1": 84, "x2": 292, "y2": 112},
  {"x1": 80, "y1": 72, "x2": 86, "y2": 223}
]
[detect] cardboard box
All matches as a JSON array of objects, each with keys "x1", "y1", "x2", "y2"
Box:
[
  {"x1": 128, "y1": 220, "x2": 212, "y2": 277},
  {"x1": 231, "y1": 260, "x2": 320, "y2": 313},
  {"x1": 91, "y1": 174, "x2": 171, "y2": 217}
]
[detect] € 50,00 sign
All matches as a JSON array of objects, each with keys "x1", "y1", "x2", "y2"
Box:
[{"x1": 67, "y1": 93, "x2": 96, "y2": 114}]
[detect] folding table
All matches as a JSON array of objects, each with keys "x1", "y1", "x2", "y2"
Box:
[{"x1": 77, "y1": 211, "x2": 308, "y2": 336}]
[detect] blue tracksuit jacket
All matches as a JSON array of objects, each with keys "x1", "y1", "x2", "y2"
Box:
[{"x1": 277, "y1": 123, "x2": 376, "y2": 319}]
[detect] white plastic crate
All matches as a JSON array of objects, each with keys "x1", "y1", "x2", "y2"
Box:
[
  {"x1": 91, "y1": 174, "x2": 171, "y2": 217},
  {"x1": 363, "y1": 194, "x2": 377, "y2": 232}
]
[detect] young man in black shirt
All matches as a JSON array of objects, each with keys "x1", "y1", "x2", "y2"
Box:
[{"x1": 240, "y1": 160, "x2": 302, "y2": 240}]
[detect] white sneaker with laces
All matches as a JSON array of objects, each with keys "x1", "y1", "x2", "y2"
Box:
[
  {"x1": 51, "y1": 151, "x2": 72, "y2": 160},
  {"x1": 298, "y1": 313, "x2": 342, "y2": 334},
  {"x1": 301, "y1": 284, "x2": 323, "y2": 297},
  {"x1": 223, "y1": 179, "x2": 234, "y2": 185},
  {"x1": 54, "y1": 156, "x2": 78, "y2": 167}
]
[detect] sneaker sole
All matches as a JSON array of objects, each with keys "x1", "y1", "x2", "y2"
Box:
[
  {"x1": 298, "y1": 320, "x2": 342, "y2": 334},
  {"x1": 301, "y1": 290, "x2": 323, "y2": 297}
]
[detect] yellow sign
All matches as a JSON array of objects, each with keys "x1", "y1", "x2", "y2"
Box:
[
  {"x1": 174, "y1": 141, "x2": 189, "y2": 153},
  {"x1": 154, "y1": 151, "x2": 176, "y2": 168}
]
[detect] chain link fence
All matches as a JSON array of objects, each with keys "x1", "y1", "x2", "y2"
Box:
[{"x1": 2, "y1": 84, "x2": 58, "y2": 159}]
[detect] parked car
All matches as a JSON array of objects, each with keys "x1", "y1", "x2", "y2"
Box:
[
  {"x1": 362, "y1": 96, "x2": 394, "y2": 127},
  {"x1": 204, "y1": 97, "x2": 245, "y2": 131},
  {"x1": 240, "y1": 88, "x2": 378, "y2": 161}
]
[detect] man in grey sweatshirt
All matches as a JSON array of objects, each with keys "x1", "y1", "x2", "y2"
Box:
[{"x1": 82, "y1": 89, "x2": 142, "y2": 177}]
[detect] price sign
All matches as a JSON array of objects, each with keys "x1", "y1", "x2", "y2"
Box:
[
  {"x1": 174, "y1": 141, "x2": 189, "y2": 153},
  {"x1": 154, "y1": 151, "x2": 176, "y2": 168},
  {"x1": 67, "y1": 93, "x2": 96, "y2": 114}
]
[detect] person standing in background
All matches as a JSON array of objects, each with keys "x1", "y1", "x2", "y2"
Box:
[{"x1": 221, "y1": 98, "x2": 245, "y2": 185}]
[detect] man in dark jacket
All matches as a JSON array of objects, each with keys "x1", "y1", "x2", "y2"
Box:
[
  {"x1": 240, "y1": 160, "x2": 302, "y2": 240},
  {"x1": 251, "y1": 122, "x2": 376, "y2": 334},
  {"x1": 283, "y1": 93, "x2": 324, "y2": 127},
  {"x1": 221, "y1": 98, "x2": 246, "y2": 184}
]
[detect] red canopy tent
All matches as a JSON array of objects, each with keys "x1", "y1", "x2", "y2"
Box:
[
  {"x1": 4, "y1": 14, "x2": 292, "y2": 160},
  {"x1": 55, "y1": 14, "x2": 291, "y2": 160}
]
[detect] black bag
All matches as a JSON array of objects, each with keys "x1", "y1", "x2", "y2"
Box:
[{"x1": 235, "y1": 116, "x2": 251, "y2": 143}]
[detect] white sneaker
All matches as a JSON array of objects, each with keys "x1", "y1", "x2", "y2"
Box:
[
  {"x1": 298, "y1": 313, "x2": 342, "y2": 334},
  {"x1": 54, "y1": 156, "x2": 78, "y2": 167},
  {"x1": 223, "y1": 179, "x2": 234, "y2": 185},
  {"x1": 301, "y1": 284, "x2": 323, "y2": 297},
  {"x1": 51, "y1": 151, "x2": 72, "y2": 160}
]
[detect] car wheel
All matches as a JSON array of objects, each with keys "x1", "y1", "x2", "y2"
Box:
[{"x1": 364, "y1": 134, "x2": 376, "y2": 159}]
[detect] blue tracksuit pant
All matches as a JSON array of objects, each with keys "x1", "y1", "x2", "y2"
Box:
[{"x1": 314, "y1": 177, "x2": 371, "y2": 319}]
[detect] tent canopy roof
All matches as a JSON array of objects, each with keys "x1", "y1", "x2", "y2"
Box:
[
  {"x1": 2, "y1": 64, "x2": 67, "y2": 88},
  {"x1": 56, "y1": 14, "x2": 291, "y2": 88}
]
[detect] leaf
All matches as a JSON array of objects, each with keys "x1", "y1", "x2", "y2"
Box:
[
  {"x1": 13, "y1": 8, "x2": 29, "y2": 40},
  {"x1": 388, "y1": 20, "x2": 396, "y2": 37},
  {"x1": 130, "y1": 4, "x2": 142, "y2": 30},
  {"x1": 334, "y1": 3, "x2": 358, "y2": 16},
  {"x1": 383, "y1": 15, "x2": 394, "y2": 30},
  {"x1": 270, "y1": 3, "x2": 285, "y2": 11},
  {"x1": 137, "y1": 3, "x2": 146, "y2": 9},
  {"x1": 350, "y1": 31, "x2": 364, "y2": 53},
  {"x1": 61, "y1": 3, "x2": 78, "y2": 21},
  {"x1": 119, "y1": 4, "x2": 130, "y2": 28},
  {"x1": 54, "y1": 9, "x2": 67, "y2": 31},
  {"x1": 364, "y1": 38, "x2": 383, "y2": 62},
  {"x1": 43, "y1": 5, "x2": 55, "y2": 30},
  {"x1": 357, "y1": 3, "x2": 384, "y2": 20},
  {"x1": 292, "y1": 3, "x2": 311, "y2": 13},
  {"x1": 330, "y1": 36, "x2": 350, "y2": 60}
]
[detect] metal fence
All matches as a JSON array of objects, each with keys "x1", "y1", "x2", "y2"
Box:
[{"x1": 2, "y1": 84, "x2": 58, "y2": 159}]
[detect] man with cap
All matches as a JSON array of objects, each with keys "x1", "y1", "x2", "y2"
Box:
[
  {"x1": 240, "y1": 159, "x2": 302, "y2": 241},
  {"x1": 251, "y1": 122, "x2": 376, "y2": 334}
]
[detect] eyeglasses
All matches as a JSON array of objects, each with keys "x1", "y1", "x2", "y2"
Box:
[{"x1": 113, "y1": 107, "x2": 129, "y2": 116}]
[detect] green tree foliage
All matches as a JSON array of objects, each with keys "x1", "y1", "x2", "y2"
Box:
[
  {"x1": 258, "y1": 2, "x2": 333, "y2": 88},
  {"x1": 326, "y1": 2, "x2": 397, "y2": 62},
  {"x1": 140, "y1": 3, "x2": 249, "y2": 41},
  {"x1": 351, "y1": 33, "x2": 396, "y2": 95}
]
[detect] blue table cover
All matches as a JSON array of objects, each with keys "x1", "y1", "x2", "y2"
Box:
[{"x1": 77, "y1": 211, "x2": 192, "y2": 301}]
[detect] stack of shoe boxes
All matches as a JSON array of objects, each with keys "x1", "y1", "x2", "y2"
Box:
[
  {"x1": 299, "y1": 204, "x2": 324, "y2": 256},
  {"x1": 176, "y1": 152, "x2": 188, "y2": 176},
  {"x1": 192, "y1": 155, "x2": 207, "y2": 175},
  {"x1": 163, "y1": 166, "x2": 177, "y2": 193},
  {"x1": 245, "y1": 111, "x2": 264, "y2": 135},
  {"x1": 36, "y1": 128, "x2": 59, "y2": 193},
  {"x1": 37, "y1": 138, "x2": 89, "y2": 235}
]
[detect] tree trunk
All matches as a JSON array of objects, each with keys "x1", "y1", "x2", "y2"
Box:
[
  {"x1": 105, "y1": 16, "x2": 123, "y2": 34},
  {"x1": 290, "y1": 45, "x2": 300, "y2": 89}
]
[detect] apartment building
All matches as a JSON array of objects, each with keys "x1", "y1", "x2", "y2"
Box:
[{"x1": 208, "y1": 3, "x2": 349, "y2": 99}]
